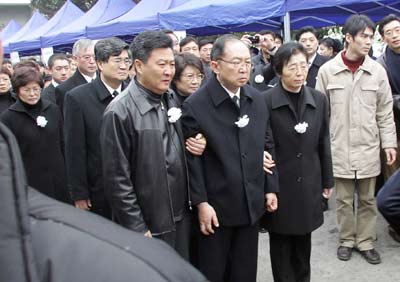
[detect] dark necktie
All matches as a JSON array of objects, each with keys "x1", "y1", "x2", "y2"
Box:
[
  {"x1": 232, "y1": 95, "x2": 240, "y2": 109},
  {"x1": 111, "y1": 90, "x2": 118, "y2": 98}
]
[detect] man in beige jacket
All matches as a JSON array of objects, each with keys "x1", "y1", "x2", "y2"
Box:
[{"x1": 316, "y1": 15, "x2": 397, "y2": 265}]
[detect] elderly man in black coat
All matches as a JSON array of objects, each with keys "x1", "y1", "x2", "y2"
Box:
[
  {"x1": 63, "y1": 37, "x2": 130, "y2": 219},
  {"x1": 54, "y1": 39, "x2": 97, "y2": 112},
  {"x1": 181, "y1": 35, "x2": 279, "y2": 282}
]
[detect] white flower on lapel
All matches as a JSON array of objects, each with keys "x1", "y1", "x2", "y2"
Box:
[
  {"x1": 36, "y1": 116, "x2": 48, "y2": 128},
  {"x1": 294, "y1": 122, "x2": 308, "y2": 134},
  {"x1": 254, "y1": 74, "x2": 264, "y2": 84},
  {"x1": 167, "y1": 107, "x2": 182, "y2": 123},
  {"x1": 235, "y1": 115, "x2": 250, "y2": 128}
]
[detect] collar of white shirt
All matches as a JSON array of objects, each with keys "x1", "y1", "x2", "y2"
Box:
[
  {"x1": 81, "y1": 71, "x2": 97, "y2": 83},
  {"x1": 51, "y1": 80, "x2": 59, "y2": 88},
  {"x1": 101, "y1": 78, "x2": 122, "y2": 97},
  {"x1": 308, "y1": 52, "x2": 317, "y2": 67},
  {"x1": 220, "y1": 83, "x2": 241, "y2": 100}
]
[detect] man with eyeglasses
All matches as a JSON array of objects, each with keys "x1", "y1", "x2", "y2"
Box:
[
  {"x1": 55, "y1": 39, "x2": 97, "y2": 113},
  {"x1": 63, "y1": 37, "x2": 130, "y2": 219},
  {"x1": 317, "y1": 15, "x2": 397, "y2": 265},
  {"x1": 377, "y1": 14, "x2": 400, "y2": 244},
  {"x1": 181, "y1": 34, "x2": 279, "y2": 282},
  {"x1": 42, "y1": 54, "x2": 70, "y2": 104}
]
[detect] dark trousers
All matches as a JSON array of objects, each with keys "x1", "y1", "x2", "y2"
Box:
[
  {"x1": 197, "y1": 224, "x2": 259, "y2": 282},
  {"x1": 377, "y1": 169, "x2": 400, "y2": 234},
  {"x1": 155, "y1": 214, "x2": 191, "y2": 261},
  {"x1": 91, "y1": 200, "x2": 112, "y2": 220},
  {"x1": 269, "y1": 232, "x2": 311, "y2": 282}
]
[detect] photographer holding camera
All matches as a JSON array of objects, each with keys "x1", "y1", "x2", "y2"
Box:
[{"x1": 241, "y1": 30, "x2": 279, "y2": 92}]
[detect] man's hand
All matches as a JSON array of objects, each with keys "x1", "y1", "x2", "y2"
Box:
[
  {"x1": 263, "y1": 151, "x2": 276, "y2": 174},
  {"x1": 240, "y1": 34, "x2": 253, "y2": 46},
  {"x1": 385, "y1": 148, "x2": 397, "y2": 165},
  {"x1": 197, "y1": 202, "x2": 219, "y2": 235},
  {"x1": 144, "y1": 230, "x2": 152, "y2": 238},
  {"x1": 322, "y1": 188, "x2": 333, "y2": 199},
  {"x1": 186, "y1": 133, "x2": 207, "y2": 156},
  {"x1": 265, "y1": 193, "x2": 278, "y2": 212},
  {"x1": 74, "y1": 199, "x2": 92, "y2": 210}
]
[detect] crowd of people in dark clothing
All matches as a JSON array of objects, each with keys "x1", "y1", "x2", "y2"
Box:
[{"x1": 1, "y1": 12, "x2": 400, "y2": 282}]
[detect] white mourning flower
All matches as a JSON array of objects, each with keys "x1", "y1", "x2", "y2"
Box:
[
  {"x1": 167, "y1": 107, "x2": 182, "y2": 123},
  {"x1": 36, "y1": 116, "x2": 48, "y2": 128},
  {"x1": 294, "y1": 121, "x2": 308, "y2": 134},
  {"x1": 235, "y1": 115, "x2": 250, "y2": 128},
  {"x1": 254, "y1": 74, "x2": 264, "y2": 84}
]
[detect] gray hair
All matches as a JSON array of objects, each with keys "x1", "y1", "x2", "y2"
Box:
[{"x1": 72, "y1": 39, "x2": 95, "y2": 56}]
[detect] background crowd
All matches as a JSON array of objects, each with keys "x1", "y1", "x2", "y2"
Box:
[{"x1": 0, "y1": 12, "x2": 400, "y2": 282}]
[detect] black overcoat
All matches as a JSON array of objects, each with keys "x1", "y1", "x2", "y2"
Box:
[
  {"x1": 264, "y1": 83, "x2": 334, "y2": 234},
  {"x1": 55, "y1": 70, "x2": 87, "y2": 113},
  {"x1": 0, "y1": 98, "x2": 68, "y2": 202},
  {"x1": 41, "y1": 83, "x2": 56, "y2": 104},
  {"x1": 306, "y1": 53, "x2": 329, "y2": 89},
  {"x1": 181, "y1": 75, "x2": 279, "y2": 226},
  {"x1": 63, "y1": 77, "x2": 127, "y2": 204}
]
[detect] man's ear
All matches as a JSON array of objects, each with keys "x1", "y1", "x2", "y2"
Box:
[
  {"x1": 134, "y1": 59, "x2": 144, "y2": 76},
  {"x1": 210, "y1": 60, "x2": 219, "y2": 74}
]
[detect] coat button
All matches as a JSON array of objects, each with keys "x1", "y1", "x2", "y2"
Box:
[
  {"x1": 242, "y1": 153, "x2": 246, "y2": 159},
  {"x1": 297, "y1": 152, "x2": 302, "y2": 158},
  {"x1": 297, "y1": 177, "x2": 302, "y2": 182}
]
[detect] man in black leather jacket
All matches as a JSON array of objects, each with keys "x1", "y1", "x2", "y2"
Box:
[{"x1": 100, "y1": 31, "x2": 205, "y2": 261}]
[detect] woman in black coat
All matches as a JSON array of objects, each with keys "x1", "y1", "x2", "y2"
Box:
[
  {"x1": 0, "y1": 62, "x2": 68, "y2": 203},
  {"x1": 0, "y1": 67, "x2": 16, "y2": 114},
  {"x1": 264, "y1": 42, "x2": 334, "y2": 282}
]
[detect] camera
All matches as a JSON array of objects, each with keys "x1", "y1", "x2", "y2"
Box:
[{"x1": 248, "y1": 35, "x2": 260, "y2": 44}]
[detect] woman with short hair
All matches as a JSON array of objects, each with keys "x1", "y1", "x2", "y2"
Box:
[
  {"x1": 0, "y1": 62, "x2": 68, "y2": 203},
  {"x1": 0, "y1": 67, "x2": 15, "y2": 113}
]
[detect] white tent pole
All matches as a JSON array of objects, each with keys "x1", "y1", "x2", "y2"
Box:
[{"x1": 283, "y1": 11, "x2": 291, "y2": 42}]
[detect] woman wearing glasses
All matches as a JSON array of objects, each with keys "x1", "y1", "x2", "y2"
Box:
[
  {"x1": 171, "y1": 53, "x2": 205, "y2": 106},
  {"x1": 0, "y1": 61, "x2": 68, "y2": 203}
]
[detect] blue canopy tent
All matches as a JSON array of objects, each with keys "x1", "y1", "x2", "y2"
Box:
[
  {"x1": 158, "y1": 0, "x2": 285, "y2": 36},
  {"x1": 86, "y1": 0, "x2": 189, "y2": 39},
  {"x1": 41, "y1": 0, "x2": 135, "y2": 48},
  {"x1": 8, "y1": 1, "x2": 83, "y2": 55},
  {"x1": 0, "y1": 20, "x2": 22, "y2": 42},
  {"x1": 3, "y1": 11, "x2": 47, "y2": 54}
]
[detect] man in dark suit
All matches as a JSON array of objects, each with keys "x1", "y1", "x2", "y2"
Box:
[
  {"x1": 63, "y1": 38, "x2": 130, "y2": 219},
  {"x1": 296, "y1": 26, "x2": 329, "y2": 89},
  {"x1": 55, "y1": 39, "x2": 97, "y2": 112},
  {"x1": 181, "y1": 35, "x2": 279, "y2": 282},
  {"x1": 41, "y1": 54, "x2": 70, "y2": 104}
]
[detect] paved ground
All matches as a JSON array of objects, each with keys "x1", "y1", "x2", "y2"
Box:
[{"x1": 257, "y1": 195, "x2": 400, "y2": 282}]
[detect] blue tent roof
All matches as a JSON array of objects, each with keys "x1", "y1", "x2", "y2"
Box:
[
  {"x1": 41, "y1": 0, "x2": 135, "y2": 48},
  {"x1": 3, "y1": 11, "x2": 47, "y2": 54},
  {"x1": 8, "y1": 1, "x2": 83, "y2": 53},
  {"x1": 0, "y1": 20, "x2": 22, "y2": 42},
  {"x1": 280, "y1": 0, "x2": 400, "y2": 30},
  {"x1": 158, "y1": 0, "x2": 285, "y2": 35},
  {"x1": 86, "y1": 0, "x2": 189, "y2": 39}
]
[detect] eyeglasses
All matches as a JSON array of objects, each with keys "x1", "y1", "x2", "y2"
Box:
[
  {"x1": 384, "y1": 26, "x2": 400, "y2": 38},
  {"x1": 20, "y1": 87, "x2": 41, "y2": 94},
  {"x1": 78, "y1": 55, "x2": 95, "y2": 61},
  {"x1": 217, "y1": 58, "x2": 252, "y2": 69},
  {"x1": 181, "y1": 73, "x2": 205, "y2": 81},
  {"x1": 110, "y1": 58, "x2": 132, "y2": 66}
]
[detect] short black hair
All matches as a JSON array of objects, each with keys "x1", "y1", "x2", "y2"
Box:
[
  {"x1": 273, "y1": 42, "x2": 308, "y2": 75},
  {"x1": 378, "y1": 14, "x2": 400, "y2": 37},
  {"x1": 47, "y1": 53, "x2": 69, "y2": 69},
  {"x1": 319, "y1": 37, "x2": 343, "y2": 55},
  {"x1": 130, "y1": 31, "x2": 173, "y2": 63},
  {"x1": 210, "y1": 34, "x2": 247, "y2": 61},
  {"x1": 179, "y1": 36, "x2": 198, "y2": 48},
  {"x1": 0, "y1": 66, "x2": 12, "y2": 78},
  {"x1": 259, "y1": 30, "x2": 276, "y2": 39},
  {"x1": 343, "y1": 15, "x2": 375, "y2": 40},
  {"x1": 198, "y1": 39, "x2": 214, "y2": 50},
  {"x1": 275, "y1": 33, "x2": 283, "y2": 43},
  {"x1": 295, "y1": 26, "x2": 319, "y2": 41},
  {"x1": 95, "y1": 37, "x2": 129, "y2": 63},
  {"x1": 173, "y1": 53, "x2": 204, "y2": 82}
]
